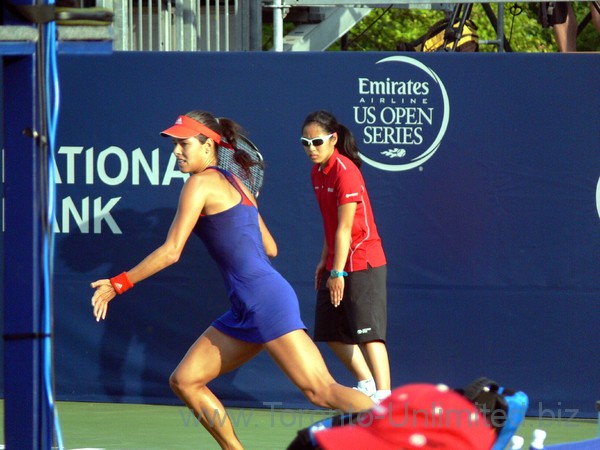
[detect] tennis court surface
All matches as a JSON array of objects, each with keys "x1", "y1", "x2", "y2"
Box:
[{"x1": 1, "y1": 400, "x2": 598, "y2": 449}]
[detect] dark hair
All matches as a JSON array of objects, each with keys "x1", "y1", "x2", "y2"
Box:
[
  {"x1": 184, "y1": 110, "x2": 257, "y2": 172},
  {"x1": 302, "y1": 110, "x2": 362, "y2": 169}
]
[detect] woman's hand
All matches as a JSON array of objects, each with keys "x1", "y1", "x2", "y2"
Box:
[
  {"x1": 327, "y1": 276, "x2": 345, "y2": 308},
  {"x1": 91, "y1": 279, "x2": 117, "y2": 322}
]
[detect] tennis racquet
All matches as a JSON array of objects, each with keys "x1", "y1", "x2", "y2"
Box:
[{"x1": 217, "y1": 134, "x2": 265, "y2": 197}]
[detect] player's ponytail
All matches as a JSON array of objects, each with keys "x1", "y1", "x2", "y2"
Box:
[
  {"x1": 335, "y1": 123, "x2": 362, "y2": 169},
  {"x1": 218, "y1": 117, "x2": 258, "y2": 172},
  {"x1": 184, "y1": 111, "x2": 256, "y2": 174}
]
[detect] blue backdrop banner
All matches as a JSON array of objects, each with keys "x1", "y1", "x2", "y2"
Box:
[{"x1": 3, "y1": 52, "x2": 598, "y2": 418}]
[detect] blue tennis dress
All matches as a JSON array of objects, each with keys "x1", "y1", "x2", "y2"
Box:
[{"x1": 193, "y1": 167, "x2": 306, "y2": 343}]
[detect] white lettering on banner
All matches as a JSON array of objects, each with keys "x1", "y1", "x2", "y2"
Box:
[
  {"x1": 52, "y1": 145, "x2": 188, "y2": 234},
  {"x1": 60, "y1": 195, "x2": 89, "y2": 233},
  {"x1": 57, "y1": 146, "x2": 84, "y2": 184},
  {"x1": 353, "y1": 56, "x2": 450, "y2": 172},
  {"x1": 354, "y1": 106, "x2": 434, "y2": 127},
  {"x1": 363, "y1": 126, "x2": 423, "y2": 146},
  {"x1": 97, "y1": 146, "x2": 129, "y2": 185},
  {"x1": 358, "y1": 78, "x2": 430, "y2": 96},
  {"x1": 162, "y1": 159, "x2": 189, "y2": 185},
  {"x1": 132, "y1": 148, "x2": 160, "y2": 185},
  {"x1": 359, "y1": 97, "x2": 420, "y2": 105},
  {"x1": 379, "y1": 107, "x2": 433, "y2": 126},
  {"x1": 55, "y1": 146, "x2": 188, "y2": 186},
  {"x1": 94, "y1": 197, "x2": 122, "y2": 233},
  {"x1": 55, "y1": 196, "x2": 122, "y2": 234}
]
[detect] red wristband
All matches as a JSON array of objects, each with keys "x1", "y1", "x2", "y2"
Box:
[{"x1": 110, "y1": 272, "x2": 134, "y2": 294}]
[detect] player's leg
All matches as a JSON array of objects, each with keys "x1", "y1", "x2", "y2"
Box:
[
  {"x1": 264, "y1": 329, "x2": 374, "y2": 411},
  {"x1": 169, "y1": 326, "x2": 262, "y2": 450},
  {"x1": 327, "y1": 342, "x2": 376, "y2": 396},
  {"x1": 361, "y1": 340, "x2": 391, "y2": 399},
  {"x1": 347, "y1": 264, "x2": 392, "y2": 401},
  {"x1": 315, "y1": 275, "x2": 375, "y2": 395},
  {"x1": 552, "y1": 3, "x2": 577, "y2": 52},
  {"x1": 591, "y1": 2, "x2": 600, "y2": 34},
  {"x1": 326, "y1": 342, "x2": 371, "y2": 380}
]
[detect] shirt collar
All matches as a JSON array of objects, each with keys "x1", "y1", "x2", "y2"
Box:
[{"x1": 319, "y1": 148, "x2": 339, "y2": 175}]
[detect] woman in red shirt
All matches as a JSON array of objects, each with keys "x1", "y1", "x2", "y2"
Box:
[{"x1": 302, "y1": 110, "x2": 391, "y2": 403}]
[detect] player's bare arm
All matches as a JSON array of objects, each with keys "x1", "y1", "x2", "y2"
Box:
[{"x1": 327, "y1": 202, "x2": 356, "y2": 306}]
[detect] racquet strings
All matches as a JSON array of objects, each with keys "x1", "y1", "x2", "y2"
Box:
[{"x1": 217, "y1": 136, "x2": 264, "y2": 196}]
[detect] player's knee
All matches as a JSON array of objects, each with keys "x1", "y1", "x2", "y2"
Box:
[
  {"x1": 304, "y1": 389, "x2": 328, "y2": 408},
  {"x1": 169, "y1": 370, "x2": 183, "y2": 394},
  {"x1": 303, "y1": 383, "x2": 334, "y2": 408},
  {"x1": 169, "y1": 369, "x2": 207, "y2": 396}
]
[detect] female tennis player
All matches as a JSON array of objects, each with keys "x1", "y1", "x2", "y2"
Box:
[
  {"x1": 90, "y1": 110, "x2": 374, "y2": 449},
  {"x1": 301, "y1": 110, "x2": 392, "y2": 404}
]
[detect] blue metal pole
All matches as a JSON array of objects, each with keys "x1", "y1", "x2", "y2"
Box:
[
  {"x1": 3, "y1": 54, "x2": 48, "y2": 449},
  {"x1": 3, "y1": 1, "x2": 108, "y2": 446},
  {"x1": 2, "y1": 1, "x2": 52, "y2": 447}
]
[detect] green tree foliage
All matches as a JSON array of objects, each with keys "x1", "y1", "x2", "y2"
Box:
[{"x1": 331, "y1": 3, "x2": 599, "y2": 52}]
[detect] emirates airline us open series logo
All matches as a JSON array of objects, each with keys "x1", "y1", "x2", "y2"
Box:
[{"x1": 352, "y1": 56, "x2": 450, "y2": 171}]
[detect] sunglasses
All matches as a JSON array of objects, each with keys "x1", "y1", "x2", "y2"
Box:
[{"x1": 301, "y1": 133, "x2": 334, "y2": 147}]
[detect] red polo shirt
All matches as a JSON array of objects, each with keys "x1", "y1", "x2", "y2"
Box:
[{"x1": 311, "y1": 149, "x2": 386, "y2": 272}]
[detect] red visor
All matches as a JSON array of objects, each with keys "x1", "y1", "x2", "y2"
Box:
[{"x1": 161, "y1": 115, "x2": 221, "y2": 143}]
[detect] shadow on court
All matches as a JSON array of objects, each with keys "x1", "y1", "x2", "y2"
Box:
[{"x1": 56, "y1": 207, "x2": 261, "y2": 406}]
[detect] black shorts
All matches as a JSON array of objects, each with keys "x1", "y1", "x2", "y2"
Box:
[
  {"x1": 313, "y1": 264, "x2": 387, "y2": 344},
  {"x1": 538, "y1": 2, "x2": 569, "y2": 27}
]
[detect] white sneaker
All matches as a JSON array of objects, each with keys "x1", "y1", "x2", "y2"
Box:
[
  {"x1": 354, "y1": 378, "x2": 376, "y2": 398},
  {"x1": 373, "y1": 390, "x2": 391, "y2": 403}
]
